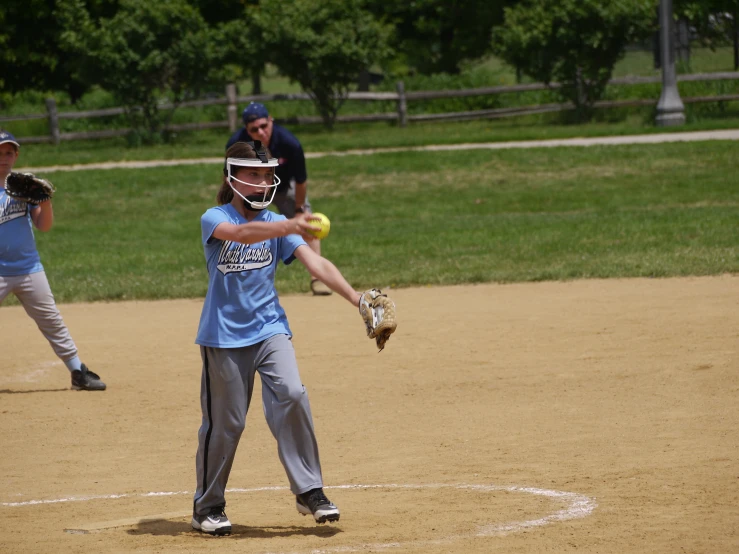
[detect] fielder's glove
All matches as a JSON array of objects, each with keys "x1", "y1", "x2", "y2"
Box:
[
  {"x1": 4, "y1": 172, "x2": 56, "y2": 204},
  {"x1": 359, "y1": 289, "x2": 397, "y2": 352}
]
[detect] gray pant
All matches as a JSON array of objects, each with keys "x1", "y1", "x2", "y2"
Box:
[
  {"x1": 194, "y1": 334, "x2": 324, "y2": 515},
  {"x1": 0, "y1": 271, "x2": 78, "y2": 361},
  {"x1": 273, "y1": 178, "x2": 312, "y2": 218}
]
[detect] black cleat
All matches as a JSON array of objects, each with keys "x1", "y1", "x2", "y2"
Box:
[
  {"x1": 310, "y1": 279, "x2": 333, "y2": 296},
  {"x1": 192, "y1": 506, "x2": 232, "y2": 536},
  {"x1": 296, "y1": 488, "x2": 340, "y2": 523},
  {"x1": 71, "y1": 364, "x2": 106, "y2": 391}
]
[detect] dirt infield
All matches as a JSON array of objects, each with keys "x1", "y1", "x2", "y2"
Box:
[{"x1": 1, "y1": 276, "x2": 737, "y2": 553}]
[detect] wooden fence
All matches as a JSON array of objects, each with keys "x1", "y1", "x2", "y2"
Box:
[{"x1": 2, "y1": 72, "x2": 738, "y2": 144}]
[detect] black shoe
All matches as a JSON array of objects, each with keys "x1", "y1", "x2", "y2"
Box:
[
  {"x1": 192, "y1": 506, "x2": 232, "y2": 535},
  {"x1": 310, "y1": 279, "x2": 333, "y2": 296},
  {"x1": 296, "y1": 488, "x2": 340, "y2": 523},
  {"x1": 71, "y1": 364, "x2": 106, "y2": 391}
]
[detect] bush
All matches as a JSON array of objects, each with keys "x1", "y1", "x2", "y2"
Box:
[
  {"x1": 58, "y1": 0, "x2": 221, "y2": 142},
  {"x1": 260, "y1": 0, "x2": 392, "y2": 128},
  {"x1": 493, "y1": 0, "x2": 657, "y2": 121}
]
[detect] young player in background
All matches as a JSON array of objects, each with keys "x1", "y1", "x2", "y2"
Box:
[
  {"x1": 192, "y1": 140, "x2": 363, "y2": 535},
  {"x1": 0, "y1": 131, "x2": 106, "y2": 391},
  {"x1": 226, "y1": 102, "x2": 332, "y2": 296}
]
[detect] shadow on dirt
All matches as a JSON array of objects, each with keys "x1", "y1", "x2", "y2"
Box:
[
  {"x1": 0, "y1": 388, "x2": 68, "y2": 394},
  {"x1": 127, "y1": 518, "x2": 343, "y2": 539}
]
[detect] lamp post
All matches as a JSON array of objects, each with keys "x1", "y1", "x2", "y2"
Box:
[{"x1": 655, "y1": 0, "x2": 685, "y2": 126}]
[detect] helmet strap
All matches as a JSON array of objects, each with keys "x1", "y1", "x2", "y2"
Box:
[{"x1": 250, "y1": 140, "x2": 270, "y2": 163}]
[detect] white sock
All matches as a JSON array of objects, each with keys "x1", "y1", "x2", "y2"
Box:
[{"x1": 64, "y1": 356, "x2": 82, "y2": 372}]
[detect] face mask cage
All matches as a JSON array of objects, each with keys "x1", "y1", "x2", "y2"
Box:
[{"x1": 226, "y1": 154, "x2": 281, "y2": 210}]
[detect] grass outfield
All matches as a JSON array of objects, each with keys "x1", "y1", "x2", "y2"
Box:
[{"x1": 8, "y1": 140, "x2": 735, "y2": 304}]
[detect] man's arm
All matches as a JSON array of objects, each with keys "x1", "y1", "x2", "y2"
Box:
[
  {"x1": 294, "y1": 180, "x2": 308, "y2": 211},
  {"x1": 289, "y1": 132, "x2": 309, "y2": 211}
]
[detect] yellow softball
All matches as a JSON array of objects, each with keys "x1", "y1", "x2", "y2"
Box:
[{"x1": 308, "y1": 212, "x2": 330, "y2": 240}]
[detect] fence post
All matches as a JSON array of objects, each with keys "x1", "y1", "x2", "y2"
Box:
[
  {"x1": 226, "y1": 83, "x2": 238, "y2": 132},
  {"x1": 45, "y1": 98, "x2": 60, "y2": 145},
  {"x1": 358, "y1": 70, "x2": 370, "y2": 92},
  {"x1": 676, "y1": 18, "x2": 690, "y2": 64},
  {"x1": 396, "y1": 81, "x2": 407, "y2": 128}
]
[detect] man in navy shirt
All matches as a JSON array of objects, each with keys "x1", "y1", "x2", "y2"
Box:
[{"x1": 226, "y1": 103, "x2": 331, "y2": 296}]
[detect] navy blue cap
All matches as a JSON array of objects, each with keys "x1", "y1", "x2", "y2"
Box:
[
  {"x1": 0, "y1": 130, "x2": 19, "y2": 148},
  {"x1": 242, "y1": 102, "x2": 270, "y2": 123}
]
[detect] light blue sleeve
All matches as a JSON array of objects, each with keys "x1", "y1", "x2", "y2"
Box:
[
  {"x1": 201, "y1": 207, "x2": 229, "y2": 246},
  {"x1": 280, "y1": 233, "x2": 307, "y2": 265}
]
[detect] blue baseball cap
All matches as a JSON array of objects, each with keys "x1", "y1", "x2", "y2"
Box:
[
  {"x1": 0, "y1": 130, "x2": 19, "y2": 149},
  {"x1": 242, "y1": 102, "x2": 270, "y2": 123}
]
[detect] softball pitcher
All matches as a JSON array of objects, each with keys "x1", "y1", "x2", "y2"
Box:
[
  {"x1": 227, "y1": 102, "x2": 332, "y2": 296},
  {"x1": 0, "y1": 131, "x2": 105, "y2": 391},
  {"x1": 192, "y1": 140, "x2": 363, "y2": 536}
]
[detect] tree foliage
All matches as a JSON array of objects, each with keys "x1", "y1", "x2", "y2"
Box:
[
  {"x1": 493, "y1": 0, "x2": 657, "y2": 121},
  {"x1": 366, "y1": 0, "x2": 510, "y2": 75},
  {"x1": 259, "y1": 0, "x2": 391, "y2": 128},
  {"x1": 216, "y1": 3, "x2": 269, "y2": 94},
  {"x1": 676, "y1": 0, "x2": 738, "y2": 49},
  {"x1": 0, "y1": 0, "x2": 118, "y2": 102},
  {"x1": 190, "y1": 0, "x2": 258, "y2": 25},
  {"x1": 58, "y1": 0, "x2": 220, "y2": 141}
]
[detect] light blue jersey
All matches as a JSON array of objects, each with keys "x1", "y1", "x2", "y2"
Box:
[
  {"x1": 195, "y1": 204, "x2": 307, "y2": 348},
  {"x1": 0, "y1": 188, "x2": 43, "y2": 276}
]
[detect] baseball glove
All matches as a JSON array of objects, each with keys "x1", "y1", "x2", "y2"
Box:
[
  {"x1": 4, "y1": 172, "x2": 56, "y2": 204},
  {"x1": 359, "y1": 289, "x2": 397, "y2": 352}
]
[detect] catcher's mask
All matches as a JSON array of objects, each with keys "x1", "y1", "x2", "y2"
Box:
[{"x1": 225, "y1": 141, "x2": 280, "y2": 211}]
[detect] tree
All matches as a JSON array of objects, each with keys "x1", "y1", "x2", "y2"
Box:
[
  {"x1": 58, "y1": 0, "x2": 220, "y2": 141},
  {"x1": 190, "y1": 0, "x2": 258, "y2": 25},
  {"x1": 365, "y1": 0, "x2": 512, "y2": 75},
  {"x1": 190, "y1": 0, "x2": 267, "y2": 92},
  {"x1": 493, "y1": 0, "x2": 657, "y2": 121},
  {"x1": 0, "y1": 0, "x2": 118, "y2": 102},
  {"x1": 258, "y1": 0, "x2": 391, "y2": 128},
  {"x1": 217, "y1": 8, "x2": 268, "y2": 94},
  {"x1": 676, "y1": 0, "x2": 739, "y2": 69}
]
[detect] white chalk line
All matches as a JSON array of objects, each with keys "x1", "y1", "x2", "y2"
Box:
[
  {"x1": 18, "y1": 128, "x2": 739, "y2": 174},
  {"x1": 2, "y1": 482, "x2": 596, "y2": 550},
  {"x1": 0, "y1": 361, "x2": 64, "y2": 387},
  {"x1": 16, "y1": 361, "x2": 62, "y2": 382}
]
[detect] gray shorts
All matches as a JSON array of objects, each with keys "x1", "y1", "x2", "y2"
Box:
[
  {"x1": 194, "y1": 334, "x2": 324, "y2": 514},
  {"x1": 0, "y1": 271, "x2": 78, "y2": 361},
  {"x1": 273, "y1": 179, "x2": 312, "y2": 218}
]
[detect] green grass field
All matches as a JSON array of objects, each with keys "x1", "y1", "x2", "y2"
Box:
[{"x1": 8, "y1": 140, "x2": 736, "y2": 305}]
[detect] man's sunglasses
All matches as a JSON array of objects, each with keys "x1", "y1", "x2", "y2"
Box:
[{"x1": 248, "y1": 122, "x2": 269, "y2": 134}]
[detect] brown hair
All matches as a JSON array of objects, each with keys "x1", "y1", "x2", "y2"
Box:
[{"x1": 217, "y1": 141, "x2": 273, "y2": 205}]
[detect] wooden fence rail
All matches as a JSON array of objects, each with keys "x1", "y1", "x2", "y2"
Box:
[{"x1": 2, "y1": 71, "x2": 738, "y2": 144}]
